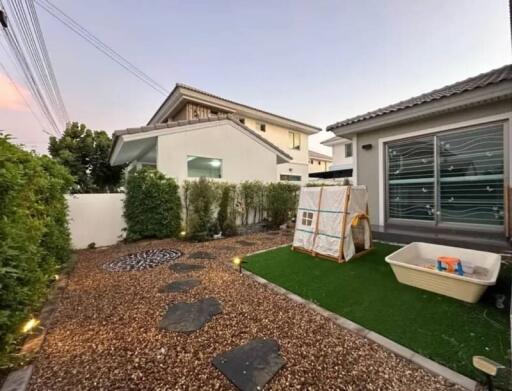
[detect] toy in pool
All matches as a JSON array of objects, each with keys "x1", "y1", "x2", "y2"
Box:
[{"x1": 436, "y1": 256, "x2": 464, "y2": 276}]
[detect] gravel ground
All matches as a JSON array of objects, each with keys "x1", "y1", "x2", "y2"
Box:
[{"x1": 29, "y1": 232, "x2": 463, "y2": 390}]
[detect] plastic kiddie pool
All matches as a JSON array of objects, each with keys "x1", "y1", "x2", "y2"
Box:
[{"x1": 385, "y1": 242, "x2": 501, "y2": 303}]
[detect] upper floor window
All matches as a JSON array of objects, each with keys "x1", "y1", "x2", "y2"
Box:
[
  {"x1": 187, "y1": 156, "x2": 222, "y2": 178},
  {"x1": 239, "y1": 118, "x2": 245, "y2": 125},
  {"x1": 345, "y1": 143, "x2": 353, "y2": 158},
  {"x1": 289, "y1": 131, "x2": 301, "y2": 150},
  {"x1": 260, "y1": 123, "x2": 266, "y2": 132}
]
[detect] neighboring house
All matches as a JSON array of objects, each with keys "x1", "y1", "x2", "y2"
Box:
[
  {"x1": 314, "y1": 136, "x2": 354, "y2": 180},
  {"x1": 326, "y1": 64, "x2": 512, "y2": 245},
  {"x1": 308, "y1": 150, "x2": 332, "y2": 173},
  {"x1": 109, "y1": 84, "x2": 320, "y2": 184}
]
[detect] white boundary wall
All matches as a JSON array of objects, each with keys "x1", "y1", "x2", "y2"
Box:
[{"x1": 66, "y1": 193, "x2": 125, "y2": 249}]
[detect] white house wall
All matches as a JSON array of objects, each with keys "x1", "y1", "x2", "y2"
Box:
[
  {"x1": 156, "y1": 122, "x2": 278, "y2": 183},
  {"x1": 332, "y1": 142, "x2": 353, "y2": 168},
  {"x1": 66, "y1": 193, "x2": 125, "y2": 249},
  {"x1": 243, "y1": 118, "x2": 309, "y2": 183}
]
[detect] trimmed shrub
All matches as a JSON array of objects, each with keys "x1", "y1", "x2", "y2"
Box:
[
  {"x1": 0, "y1": 136, "x2": 72, "y2": 367},
  {"x1": 123, "y1": 167, "x2": 181, "y2": 241},
  {"x1": 188, "y1": 177, "x2": 216, "y2": 241},
  {"x1": 240, "y1": 181, "x2": 257, "y2": 225},
  {"x1": 217, "y1": 184, "x2": 237, "y2": 236},
  {"x1": 266, "y1": 182, "x2": 300, "y2": 228}
]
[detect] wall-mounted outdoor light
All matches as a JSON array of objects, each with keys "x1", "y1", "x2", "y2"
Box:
[{"x1": 362, "y1": 144, "x2": 373, "y2": 150}]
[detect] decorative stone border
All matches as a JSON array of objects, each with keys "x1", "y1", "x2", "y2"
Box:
[{"x1": 241, "y1": 245, "x2": 479, "y2": 391}]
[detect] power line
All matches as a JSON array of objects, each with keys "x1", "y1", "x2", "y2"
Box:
[
  {"x1": 0, "y1": 0, "x2": 64, "y2": 134},
  {"x1": 3, "y1": 25, "x2": 61, "y2": 133},
  {"x1": 26, "y1": 0, "x2": 67, "y2": 121},
  {"x1": 8, "y1": 0, "x2": 67, "y2": 124},
  {"x1": 0, "y1": 59, "x2": 52, "y2": 136},
  {"x1": 9, "y1": 0, "x2": 60, "y2": 120},
  {"x1": 35, "y1": 0, "x2": 168, "y2": 96}
]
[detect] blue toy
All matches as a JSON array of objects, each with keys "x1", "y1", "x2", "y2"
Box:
[{"x1": 436, "y1": 256, "x2": 464, "y2": 276}]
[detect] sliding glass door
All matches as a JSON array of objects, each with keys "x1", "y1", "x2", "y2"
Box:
[
  {"x1": 386, "y1": 125, "x2": 504, "y2": 228},
  {"x1": 388, "y1": 136, "x2": 435, "y2": 221}
]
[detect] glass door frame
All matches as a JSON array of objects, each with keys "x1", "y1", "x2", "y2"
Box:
[{"x1": 384, "y1": 122, "x2": 507, "y2": 232}]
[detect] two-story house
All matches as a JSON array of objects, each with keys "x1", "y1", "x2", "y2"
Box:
[
  {"x1": 109, "y1": 84, "x2": 320, "y2": 184},
  {"x1": 308, "y1": 150, "x2": 332, "y2": 173},
  {"x1": 308, "y1": 137, "x2": 353, "y2": 181}
]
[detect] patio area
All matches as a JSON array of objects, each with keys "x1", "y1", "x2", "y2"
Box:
[
  {"x1": 28, "y1": 232, "x2": 463, "y2": 390},
  {"x1": 244, "y1": 242, "x2": 511, "y2": 382}
]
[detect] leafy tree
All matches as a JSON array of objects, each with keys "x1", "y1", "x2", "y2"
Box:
[{"x1": 49, "y1": 122, "x2": 124, "y2": 193}]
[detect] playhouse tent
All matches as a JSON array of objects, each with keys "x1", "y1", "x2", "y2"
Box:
[{"x1": 292, "y1": 185, "x2": 372, "y2": 262}]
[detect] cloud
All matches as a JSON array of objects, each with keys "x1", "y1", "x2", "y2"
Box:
[{"x1": 0, "y1": 73, "x2": 30, "y2": 111}]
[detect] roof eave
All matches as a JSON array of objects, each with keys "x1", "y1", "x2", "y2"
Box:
[
  {"x1": 110, "y1": 117, "x2": 293, "y2": 165},
  {"x1": 328, "y1": 82, "x2": 512, "y2": 137},
  {"x1": 148, "y1": 84, "x2": 321, "y2": 134}
]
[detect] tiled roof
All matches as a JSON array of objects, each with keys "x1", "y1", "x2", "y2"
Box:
[
  {"x1": 112, "y1": 114, "x2": 293, "y2": 160},
  {"x1": 308, "y1": 150, "x2": 332, "y2": 161},
  {"x1": 327, "y1": 64, "x2": 512, "y2": 131},
  {"x1": 148, "y1": 83, "x2": 321, "y2": 132}
]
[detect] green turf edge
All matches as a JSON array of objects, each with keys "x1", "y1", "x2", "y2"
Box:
[{"x1": 244, "y1": 243, "x2": 511, "y2": 382}]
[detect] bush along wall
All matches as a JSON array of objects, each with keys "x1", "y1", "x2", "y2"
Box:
[
  {"x1": 0, "y1": 136, "x2": 73, "y2": 367},
  {"x1": 183, "y1": 178, "x2": 299, "y2": 240},
  {"x1": 123, "y1": 167, "x2": 182, "y2": 241},
  {"x1": 266, "y1": 182, "x2": 300, "y2": 228}
]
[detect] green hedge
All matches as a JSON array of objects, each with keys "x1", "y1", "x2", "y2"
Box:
[
  {"x1": 183, "y1": 179, "x2": 299, "y2": 238},
  {"x1": 0, "y1": 136, "x2": 72, "y2": 367},
  {"x1": 266, "y1": 182, "x2": 300, "y2": 228},
  {"x1": 123, "y1": 167, "x2": 182, "y2": 241}
]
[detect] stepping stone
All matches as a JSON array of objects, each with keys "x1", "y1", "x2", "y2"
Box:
[
  {"x1": 236, "y1": 240, "x2": 256, "y2": 247},
  {"x1": 265, "y1": 231, "x2": 281, "y2": 236},
  {"x1": 159, "y1": 279, "x2": 201, "y2": 293},
  {"x1": 212, "y1": 338, "x2": 285, "y2": 391},
  {"x1": 188, "y1": 251, "x2": 216, "y2": 260},
  {"x1": 159, "y1": 298, "x2": 222, "y2": 332},
  {"x1": 169, "y1": 263, "x2": 206, "y2": 273}
]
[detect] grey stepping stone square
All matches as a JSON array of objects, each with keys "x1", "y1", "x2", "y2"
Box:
[
  {"x1": 236, "y1": 240, "x2": 256, "y2": 247},
  {"x1": 169, "y1": 263, "x2": 206, "y2": 273},
  {"x1": 159, "y1": 298, "x2": 222, "y2": 333},
  {"x1": 212, "y1": 338, "x2": 285, "y2": 391},
  {"x1": 188, "y1": 251, "x2": 216, "y2": 260},
  {"x1": 159, "y1": 279, "x2": 201, "y2": 293}
]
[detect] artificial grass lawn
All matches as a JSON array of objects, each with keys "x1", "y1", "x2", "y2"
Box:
[{"x1": 244, "y1": 243, "x2": 511, "y2": 381}]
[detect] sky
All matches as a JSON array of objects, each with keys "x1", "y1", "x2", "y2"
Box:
[{"x1": 0, "y1": 0, "x2": 510, "y2": 155}]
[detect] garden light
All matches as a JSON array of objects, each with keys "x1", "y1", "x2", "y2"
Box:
[
  {"x1": 22, "y1": 317, "x2": 40, "y2": 333},
  {"x1": 179, "y1": 231, "x2": 186, "y2": 238},
  {"x1": 232, "y1": 257, "x2": 242, "y2": 273},
  {"x1": 54, "y1": 274, "x2": 60, "y2": 280}
]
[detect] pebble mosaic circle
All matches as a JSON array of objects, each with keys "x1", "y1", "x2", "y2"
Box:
[{"x1": 104, "y1": 248, "x2": 182, "y2": 272}]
